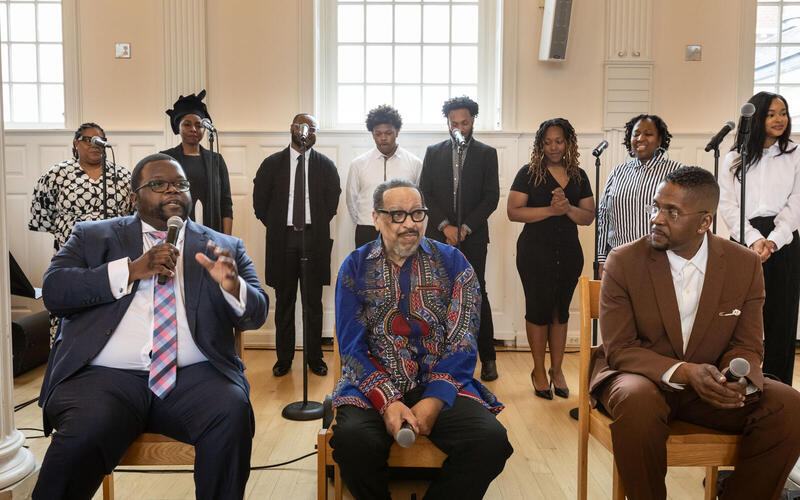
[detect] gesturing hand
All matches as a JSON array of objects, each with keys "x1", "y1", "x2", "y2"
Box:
[
  {"x1": 676, "y1": 363, "x2": 745, "y2": 409},
  {"x1": 128, "y1": 243, "x2": 179, "y2": 284},
  {"x1": 195, "y1": 241, "x2": 240, "y2": 297}
]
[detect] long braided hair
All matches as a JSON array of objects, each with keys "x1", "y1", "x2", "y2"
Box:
[{"x1": 527, "y1": 118, "x2": 581, "y2": 186}]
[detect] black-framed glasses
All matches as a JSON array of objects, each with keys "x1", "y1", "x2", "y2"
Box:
[
  {"x1": 645, "y1": 204, "x2": 707, "y2": 223},
  {"x1": 76, "y1": 135, "x2": 104, "y2": 144},
  {"x1": 134, "y1": 180, "x2": 191, "y2": 193},
  {"x1": 377, "y1": 208, "x2": 428, "y2": 223}
]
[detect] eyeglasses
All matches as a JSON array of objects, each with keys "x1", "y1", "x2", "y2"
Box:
[
  {"x1": 76, "y1": 136, "x2": 104, "y2": 144},
  {"x1": 134, "y1": 180, "x2": 191, "y2": 193},
  {"x1": 377, "y1": 208, "x2": 428, "y2": 224},
  {"x1": 645, "y1": 204, "x2": 707, "y2": 223}
]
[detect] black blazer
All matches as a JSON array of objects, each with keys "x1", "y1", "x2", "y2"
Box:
[
  {"x1": 161, "y1": 144, "x2": 233, "y2": 232},
  {"x1": 419, "y1": 138, "x2": 500, "y2": 244},
  {"x1": 38, "y1": 215, "x2": 268, "y2": 434},
  {"x1": 252, "y1": 147, "x2": 341, "y2": 287}
]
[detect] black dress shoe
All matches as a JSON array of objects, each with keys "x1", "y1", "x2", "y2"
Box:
[
  {"x1": 532, "y1": 370, "x2": 553, "y2": 400},
  {"x1": 480, "y1": 360, "x2": 498, "y2": 381},
  {"x1": 309, "y1": 358, "x2": 328, "y2": 376},
  {"x1": 549, "y1": 368, "x2": 570, "y2": 399},
  {"x1": 273, "y1": 360, "x2": 291, "y2": 377}
]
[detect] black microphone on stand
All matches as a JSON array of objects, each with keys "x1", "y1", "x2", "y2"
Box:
[
  {"x1": 452, "y1": 128, "x2": 467, "y2": 149},
  {"x1": 298, "y1": 123, "x2": 310, "y2": 143},
  {"x1": 704, "y1": 121, "x2": 735, "y2": 152},
  {"x1": 158, "y1": 216, "x2": 184, "y2": 285},
  {"x1": 90, "y1": 136, "x2": 110, "y2": 148}
]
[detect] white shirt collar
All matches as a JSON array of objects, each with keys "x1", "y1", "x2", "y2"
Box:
[
  {"x1": 289, "y1": 145, "x2": 311, "y2": 162},
  {"x1": 666, "y1": 232, "x2": 709, "y2": 277},
  {"x1": 141, "y1": 219, "x2": 185, "y2": 245}
]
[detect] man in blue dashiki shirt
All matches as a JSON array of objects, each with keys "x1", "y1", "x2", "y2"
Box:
[{"x1": 330, "y1": 179, "x2": 513, "y2": 500}]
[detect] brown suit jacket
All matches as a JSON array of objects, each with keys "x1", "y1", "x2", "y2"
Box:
[{"x1": 589, "y1": 233, "x2": 766, "y2": 396}]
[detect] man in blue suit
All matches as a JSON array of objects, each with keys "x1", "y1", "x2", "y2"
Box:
[{"x1": 32, "y1": 153, "x2": 268, "y2": 500}]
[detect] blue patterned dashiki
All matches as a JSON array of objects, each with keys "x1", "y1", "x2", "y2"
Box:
[{"x1": 333, "y1": 236, "x2": 503, "y2": 414}]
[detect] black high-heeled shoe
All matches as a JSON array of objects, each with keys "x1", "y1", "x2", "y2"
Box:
[
  {"x1": 531, "y1": 370, "x2": 553, "y2": 400},
  {"x1": 549, "y1": 369, "x2": 569, "y2": 399}
]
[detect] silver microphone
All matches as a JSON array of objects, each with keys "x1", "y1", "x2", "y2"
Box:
[
  {"x1": 395, "y1": 422, "x2": 416, "y2": 448},
  {"x1": 200, "y1": 118, "x2": 217, "y2": 133},
  {"x1": 298, "y1": 123, "x2": 310, "y2": 142},
  {"x1": 725, "y1": 357, "x2": 751, "y2": 382},
  {"x1": 157, "y1": 216, "x2": 184, "y2": 285},
  {"x1": 740, "y1": 102, "x2": 756, "y2": 118},
  {"x1": 452, "y1": 128, "x2": 467, "y2": 148},
  {"x1": 90, "y1": 136, "x2": 110, "y2": 148},
  {"x1": 592, "y1": 140, "x2": 609, "y2": 157}
]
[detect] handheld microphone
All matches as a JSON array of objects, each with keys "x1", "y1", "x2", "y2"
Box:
[
  {"x1": 298, "y1": 123, "x2": 310, "y2": 142},
  {"x1": 90, "y1": 136, "x2": 110, "y2": 148},
  {"x1": 704, "y1": 121, "x2": 735, "y2": 152},
  {"x1": 591, "y1": 140, "x2": 609, "y2": 157},
  {"x1": 724, "y1": 357, "x2": 750, "y2": 383},
  {"x1": 395, "y1": 422, "x2": 416, "y2": 448},
  {"x1": 158, "y1": 216, "x2": 184, "y2": 285},
  {"x1": 200, "y1": 118, "x2": 217, "y2": 133},
  {"x1": 452, "y1": 128, "x2": 467, "y2": 148}
]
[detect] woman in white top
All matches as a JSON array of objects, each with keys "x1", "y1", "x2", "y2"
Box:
[{"x1": 719, "y1": 91, "x2": 800, "y2": 385}]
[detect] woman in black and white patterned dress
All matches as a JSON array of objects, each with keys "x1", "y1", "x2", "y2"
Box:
[{"x1": 28, "y1": 122, "x2": 133, "y2": 342}]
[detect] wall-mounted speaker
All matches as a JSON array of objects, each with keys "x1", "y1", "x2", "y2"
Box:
[{"x1": 539, "y1": 0, "x2": 573, "y2": 61}]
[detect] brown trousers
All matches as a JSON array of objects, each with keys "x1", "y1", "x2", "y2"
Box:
[{"x1": 597, "y1": 374, "x2": 800, "y2": 500}]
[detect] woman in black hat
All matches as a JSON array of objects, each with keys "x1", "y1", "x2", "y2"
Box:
[{"x1": 162, "y1": 90, "x2": 233, "y2": 234}]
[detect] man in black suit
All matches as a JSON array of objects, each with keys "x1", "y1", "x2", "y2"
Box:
[
  {"x1": 420, "y1": 96, "x2": 500, "y2": 381},
  {"x1": 253, "y1": 114, "x2": 341, "y2": 377},
  {"x1": 33, "y1": 154, "x2": 268, "y2": 499}
]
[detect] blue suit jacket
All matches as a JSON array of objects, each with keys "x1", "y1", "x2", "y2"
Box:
[{"x1": 38, "y1": 215, "x2": 268, "y2": 433}]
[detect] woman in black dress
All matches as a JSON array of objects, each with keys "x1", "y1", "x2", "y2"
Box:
[
  {"x1": 163, "y1": 90, "x2": 233, "y2": 234},
  {"x1": 508, "y1": 118, "x2": 594, "y2": 399}
]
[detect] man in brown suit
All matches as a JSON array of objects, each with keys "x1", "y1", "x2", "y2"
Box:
[{"x1": 590, "y1": 167, "x2": 800, "y2": 500}]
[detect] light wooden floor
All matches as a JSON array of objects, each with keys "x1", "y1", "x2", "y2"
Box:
[{"x1": 12, "y1": 349, "x2": 800, "y2": 499}]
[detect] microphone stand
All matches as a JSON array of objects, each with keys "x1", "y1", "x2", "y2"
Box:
[
  {"x1": 101, "y1": 147, "x2": 108, "y2": 219},
  {"x1": 738, "y1": 134, "x2": 750, "y2": 247},
  {"x1": 283, "y1": 136, "x2": 324, "y2": 421},
  {"x1": 591, "y1": 152, "x2": 601, "y2": 345},
  {"x1": 207, "y1": 127, "x2": 218, "y2": 230},
  {"x1": 711, "y1": 144, "x2": 720, "y2": 234},
  {"x1": 455, "y1": 141, "x2": 465, "y2": 249}
]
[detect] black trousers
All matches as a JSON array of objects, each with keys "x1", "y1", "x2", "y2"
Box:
[
  {"x1": 355, "y1": 224, "x2": 379, "y2": 248},
  {"x1": 274, "y1": 227, "x2": 324, "y2": 363},
  {"x1": 458, "y1": 237, "x2": 496, "y2": 362},
  {"x1": 330, "y1": 388, "x2": 513, "y2": 500},
  {"x1": 33, "y1": 362, "x2": 253, "y2": 500},
  {"x1": 751, "y1": 217, "x2": 800, "y2": 384}
]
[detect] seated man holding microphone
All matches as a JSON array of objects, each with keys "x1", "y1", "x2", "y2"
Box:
[
  {"x1": 589, "y1": 167, "x2": 800, "y2": 500},
  {"x1": 330, "y1": 179, "x2": 513, "y2": 500}
]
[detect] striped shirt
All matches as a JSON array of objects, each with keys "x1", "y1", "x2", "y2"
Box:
[{"x1": 597, "y1": 152, "x2": 684, "y2": 263}]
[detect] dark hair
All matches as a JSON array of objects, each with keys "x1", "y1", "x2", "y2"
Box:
[
  {"x1": 373, "y1": 178, "x2": 425, "y2": 210},
  {"x1": 730, "y1": 91, "x2": 796, "y2": 180},
  {"x1": 527, "y1": 118, "x2": 581, "y2": 186},
  {"x1": 622, "y1": 114, "x2": 672, "y2": 155},
  {"x1": 441, "y1": 96, "x2": 479, "y2": 118},
  {"x1": 366, "y1": 105, "x2": 403, "y2": 132},
  {"x1": 72, "y1": 122, "x2": 106, "y2": 160},
  {"x1": 663, "y1": 166, "x2": 720, "y2": 211},
  {"x1": 131, "y1": 153, "x2": 181, "y2": 191}
]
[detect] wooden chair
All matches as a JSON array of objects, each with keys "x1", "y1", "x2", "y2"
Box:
[
  {"x1": 576, "y1": 276, "x2": 741, "y2": 500},
  {"x1": 101, "y1": 329, "x2": 245, "y2": 500},
  {"x1": 317, "y1": 333, "x2": 447, "y2": 500}
]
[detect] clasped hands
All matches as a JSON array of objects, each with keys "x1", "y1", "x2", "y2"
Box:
[
  {"x1": 383, "y1": 398, "x2": 445, "y2": 439},
  {"x1": 550, "y1": 187, "x2": 570, "y2": 216},
  {"x1": 127, "y1": 240, "x2": 240, "y2": 296},
  {"x1": 442, "y1": 224, "x2": 469, "y2": 246},
  {"x1": 750, "y1": 238, "x2": 777, "y2": 263},
  {"x1": 673, "y1": 363, "x2": 748, "y2": 409}
]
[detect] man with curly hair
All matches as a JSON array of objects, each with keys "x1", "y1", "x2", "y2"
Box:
[
  {"x1": 419, "y1": 96, "x2": 500, "y2": 381},
  {"x1": 346, "y1": 105, "x2": 422, "y2": 248}
]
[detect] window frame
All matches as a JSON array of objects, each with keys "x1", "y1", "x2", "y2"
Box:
[
  {"x1": 315, "y1": 0, "x2": 503, "y2": 131},
  {"x1": 754, "y1": 0, "x2": 800, "y2": 115}
]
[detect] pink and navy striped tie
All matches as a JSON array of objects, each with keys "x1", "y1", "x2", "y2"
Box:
[{"x1": 147, "y1": 231, "x2": 178, "y2": 398}]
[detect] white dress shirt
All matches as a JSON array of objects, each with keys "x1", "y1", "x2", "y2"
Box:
[
  {"x1": 719, "y1": 141, "x2": 800, "y2": 250},
  {"x1": 345, "y1": 146, "x2": 422, "y2": 225},
  {"x1": 661, "y1": 233, "x2": 708, "y2": 388},
  {"x1": 90, "y1": 221, "x2": 247, "y2": 370},
  {"x1": 287, "y1": 146, "x2": 312, "y2": 226}
]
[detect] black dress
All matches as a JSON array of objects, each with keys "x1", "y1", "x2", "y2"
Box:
[{"x1": 511, "y1": 165, "x2": 593, "y2": 325}]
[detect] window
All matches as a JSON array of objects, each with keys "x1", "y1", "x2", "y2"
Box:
[
  {"x1": 317, "y1": 0, "x2": 502, "y2": 130},
  {"x1": 0, "y1": 0, "x2": 65, "y2": 128},
  {"x1": 755, "y1": 0, "x2": 800, "y2": 117}
]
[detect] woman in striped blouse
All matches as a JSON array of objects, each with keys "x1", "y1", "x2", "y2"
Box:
[{"x1": 597, "y1": 114, "x2": 684, "y2": 276}]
